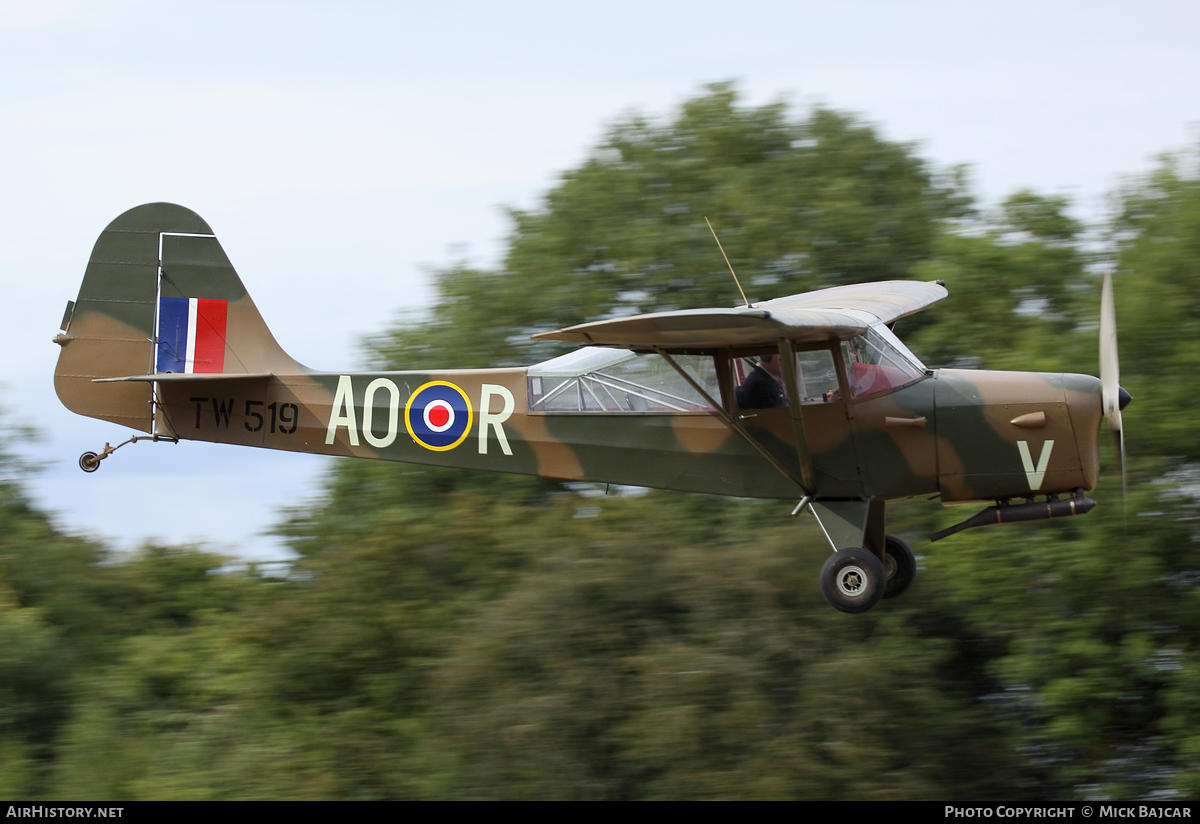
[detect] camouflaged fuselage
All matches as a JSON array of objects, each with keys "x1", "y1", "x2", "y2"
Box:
[
  {"x1": 108, "y1": 361, "x2": 1103, "y2": 507},
  {"x1": 54, "y1": 203, "x2": 1107, "y2": 509}
]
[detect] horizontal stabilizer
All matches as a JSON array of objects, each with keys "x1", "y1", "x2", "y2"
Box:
[{"x1": 94, "y1": 372, "x2": 274, "y2": 383}]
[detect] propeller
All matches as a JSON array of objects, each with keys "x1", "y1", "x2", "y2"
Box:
[{"x1": 1099, "y1": 265, "x2": 1131, "y2": 511}]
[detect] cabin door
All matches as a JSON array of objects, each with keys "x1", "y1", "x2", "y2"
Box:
[{"x1": 730, "y1": 345, "x2": 864, "y2": 498}]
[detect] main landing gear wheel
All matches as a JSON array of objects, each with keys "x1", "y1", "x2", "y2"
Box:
[
  {"x1": 882, "y1": 535, "x2": 916, "y2": 600},
  {"x1": 820, "y1": 547, "x2": 886, "y2": 614},
  {"x1": 79, "y1": 452, "x2": 101, "y2": 473}
]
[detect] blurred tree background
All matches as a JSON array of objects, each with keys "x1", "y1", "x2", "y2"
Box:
[{"x1": 5, "y1": 84, "x2": 1200, "y2": 799}]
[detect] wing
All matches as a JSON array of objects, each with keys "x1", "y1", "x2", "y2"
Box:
[{"x1": 532, "y1": 280, "x2": 947, "y2": 348}]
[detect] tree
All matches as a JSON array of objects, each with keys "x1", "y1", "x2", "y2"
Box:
[
  {"x1": 369, "y1": 82, "x2": 970, "y2": 371},
  {"x1": 1108, "y1": 146, "x2": 1200, "y2": 461},
  {"x1": 13, "y1": 87, "x2": 1200, "y2": 801},
  {"x1": 907, "y1": 190, "x2": 1091, "y2": 372}
]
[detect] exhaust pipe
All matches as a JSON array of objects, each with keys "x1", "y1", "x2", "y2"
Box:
[{"x1": 930, "y1": 494, "x2": 1096, "y2": 542}]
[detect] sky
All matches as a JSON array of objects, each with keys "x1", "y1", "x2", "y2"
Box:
[{"x1": 2, "y1": 0, "x2": 1198, "y2": 561}]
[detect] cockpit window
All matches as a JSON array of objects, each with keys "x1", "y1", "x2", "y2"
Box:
[
  {"x1": 840, "y1": 324, "x2": 926, "y2": 399},
  {"x1": 733, "y1": 348, "x2": 841, "y2": 409},
  {"x1": 733, "y1": 354, "x2": 787, "y2": 409},
  {"x1": 528, "y1": 348, "x2": 717, "y2": 413}
]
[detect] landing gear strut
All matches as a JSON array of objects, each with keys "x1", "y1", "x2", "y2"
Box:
[
  {"x1": 77, "y1": 434, "x2": 177, "y2": 473},
  {"x1": 805, "y1": 498, "x2": 919, "y2": 613}
]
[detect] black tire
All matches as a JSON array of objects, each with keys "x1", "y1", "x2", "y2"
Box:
[
  {"x1": 820, "y1": 547, "x2": 886, "y2": 614},
  {"x1": 79, "y1": 452, "x2": 100, "y2": 473},
  {"x1": 882, "y1": 535, "x2": 916, "y2": 600}
]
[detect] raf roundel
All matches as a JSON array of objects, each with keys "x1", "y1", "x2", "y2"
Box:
[{"x1": 405, "y1": 381, "x2": 473, "y2": 451}]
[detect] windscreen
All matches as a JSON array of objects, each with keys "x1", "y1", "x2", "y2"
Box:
[{"x1": 840, "y1": 324, "x2": 926, "y2": 399}]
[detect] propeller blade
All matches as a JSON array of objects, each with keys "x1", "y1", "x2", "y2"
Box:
[
  {"x1": 1100, "y1": 266, "x2": 1121, "y2": 425},
  {"x1": 1100, "y1": 265, "x2": 1127, "y2": 517},
  {"x1": 1111, "y1": 421, "x2": 1126, "y2": 520}
]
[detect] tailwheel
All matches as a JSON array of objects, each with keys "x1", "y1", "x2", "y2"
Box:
[
  {"x1": 75, "y1": 435, "x2": 177, "y2": 474},
  {"x1": 820, "y1": 547, "x2": 886, "y2": 614},
  {"x1": 882, "y1": 535, "x2": 916, "y2": 600}
]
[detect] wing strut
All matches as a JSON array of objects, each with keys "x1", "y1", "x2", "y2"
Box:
[
  {"x1": 775, "y1": 338, "x2": 816, "y2": 491},
  {"x1": 653, "y1": 347, "x2": 813, "y2": 497}
]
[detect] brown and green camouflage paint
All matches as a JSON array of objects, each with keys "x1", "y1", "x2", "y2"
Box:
[{"x1": 54, "y1": 203, "x2": 1108, "y2": 514}]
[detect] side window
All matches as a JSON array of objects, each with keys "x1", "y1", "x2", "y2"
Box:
[
  {"x1": 794, "y1": 349, "x2": 839, "y2": 404},
  {"x1": 528, "y1": 349, "x2": 717, "y2": 413},
  {"x1": 733, "y1": 354, "x2": 787, "y2": 410},
  {"x1": 733, "y1": 348, "x2": 841, "y2": 409}
]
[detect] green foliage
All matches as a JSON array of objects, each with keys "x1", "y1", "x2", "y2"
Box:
[
  {"x1": 1001, "y1": 190, "x2": 1082, "y2": 242},
  {"x1": 920, "y1": 484, "x2": 1200, "y2": 798},
  {"x1": 907, "y1": 190, "x2": 1089, "y2": 373},
  {"x1": 424, "y1": 494, "x2": 1015, "y2": 799}
]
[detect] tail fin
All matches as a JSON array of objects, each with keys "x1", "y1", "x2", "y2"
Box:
[{"x1": 54, "y1": 203, "x2": 301, "y2": 433}]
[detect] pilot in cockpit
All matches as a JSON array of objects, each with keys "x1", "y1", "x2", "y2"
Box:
[{"x1": 736, "y1": 354, "x2": 787, "y2": 409}]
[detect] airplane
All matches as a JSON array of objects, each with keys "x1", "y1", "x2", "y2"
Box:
[{"x1": 53, "y1": 203, "x2": 1131, "y2": 614}]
